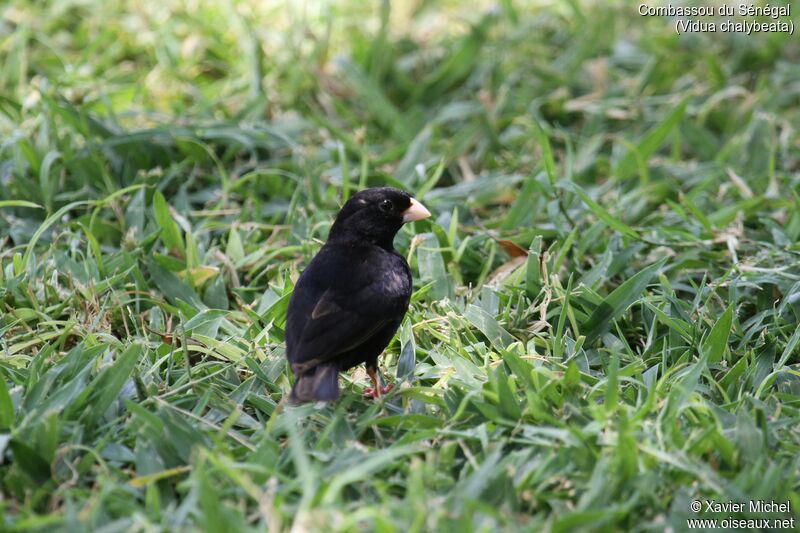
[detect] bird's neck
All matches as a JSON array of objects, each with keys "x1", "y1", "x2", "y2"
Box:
[{"x1": 328, "y1": 228, "x2": 395, "y2": 251}]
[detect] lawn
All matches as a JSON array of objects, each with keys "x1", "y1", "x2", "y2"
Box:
[{"x1": 1, "y1": 0, "x2": 799, "y2": 531}]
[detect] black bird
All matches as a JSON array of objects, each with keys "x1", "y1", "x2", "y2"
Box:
[{"x1": 286, "y1": 187, "x2": 431, "y2": 403}]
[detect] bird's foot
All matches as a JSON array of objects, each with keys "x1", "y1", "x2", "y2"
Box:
[{"x1": 363, "y1": 383, "x2": 394, "y2": 399}]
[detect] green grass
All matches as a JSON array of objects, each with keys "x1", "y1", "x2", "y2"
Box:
[{"x1": 1, "y1": 0, "x2": 800, "y2": 530}]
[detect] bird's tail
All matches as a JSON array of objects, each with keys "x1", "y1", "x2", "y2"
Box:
[{"x1": 290, "y1": 364, "x2": 340, "y2": 403}]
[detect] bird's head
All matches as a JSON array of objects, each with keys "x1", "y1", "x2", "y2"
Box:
[{"x1": 328, "y1": 187, "x2": 431, "y2": 248}]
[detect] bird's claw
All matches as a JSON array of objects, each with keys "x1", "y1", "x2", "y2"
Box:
[{"x1": 363, "y1": 384, "x2": 394, "y2": 399}]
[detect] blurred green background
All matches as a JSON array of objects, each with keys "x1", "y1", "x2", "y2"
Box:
[{"x1": 1, "y1": 1, "x2": 799, "y2": 531}]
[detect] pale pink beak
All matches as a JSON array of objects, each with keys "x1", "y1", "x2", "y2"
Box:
[{"x1": 402, "y1": 197, "x2": 431, "y2": 223}]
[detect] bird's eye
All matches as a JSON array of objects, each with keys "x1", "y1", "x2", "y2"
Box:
[{"x1": 379, "y1": 199, "x2": 393, "y2": 212}]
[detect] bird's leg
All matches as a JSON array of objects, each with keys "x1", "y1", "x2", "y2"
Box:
[
  {"x1": 364, "y1": 366, "x2": 394, "y2": 399},
  {"x1": 365, "y1": 367, "x2": 381, "y2": 398}
]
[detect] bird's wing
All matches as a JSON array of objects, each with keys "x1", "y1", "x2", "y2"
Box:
[
  {"x1": 286, "y1": 280, "x2": 399, "y2": 372},
  {"x1": 285, "y1": 249, "x2": 409, "y2": 372}
]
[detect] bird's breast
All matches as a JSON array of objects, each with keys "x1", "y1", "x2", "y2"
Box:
[
  {"x1": 373, "y1": 251, "x2": 411, "y2": 298},
  {"x1": 383, "y1": 266, "x2": 410, "y2": 295}
]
